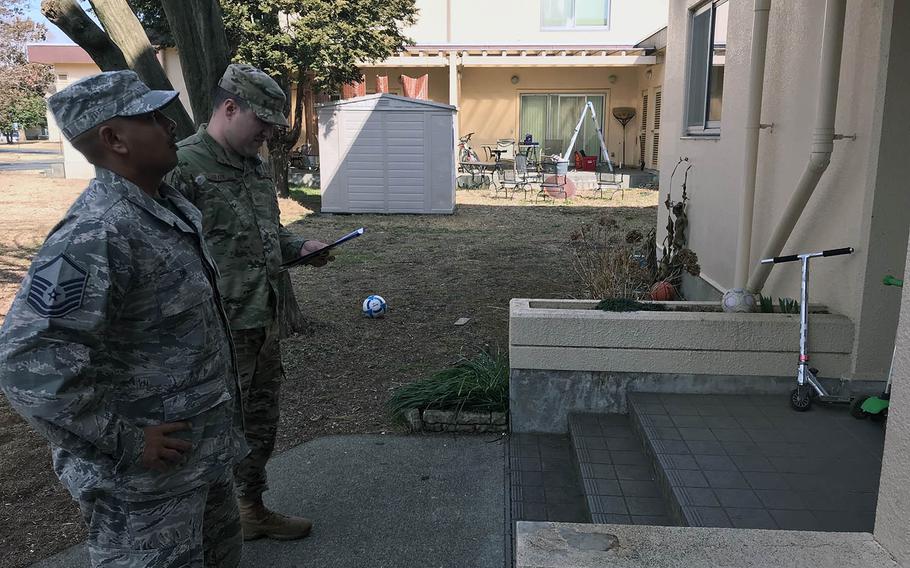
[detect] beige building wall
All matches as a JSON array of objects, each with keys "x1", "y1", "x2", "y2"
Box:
[
  {"x1": 659, "y1": 0, "x2": 900, "y2": 378},
  {"x1": 875, "y1": 235, "x2": 910, "y2": 568},
  {"x1": 407, "y1": 0, "x2": 668, "y2": 46},
  {"x1": 871, "y1": 1, "x2": 910, "y2": 558},
  {"x1": 458, "y1": 65, "x2": 663, "y2": 163}
]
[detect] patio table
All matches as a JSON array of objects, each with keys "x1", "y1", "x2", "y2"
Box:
[{"x1": 459, "y1": 161, "x2": 503, "y2": 188}]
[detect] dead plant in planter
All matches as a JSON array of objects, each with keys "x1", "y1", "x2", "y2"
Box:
[
  {"x1": 651, "y1": 158, "x2": 701, "y2": 295},
  {"x1": 571, "y1": 216, "x2": 652, "y2": 300}
]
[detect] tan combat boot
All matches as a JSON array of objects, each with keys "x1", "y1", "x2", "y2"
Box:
[{"x1": 238, "y1": 496, "x2": 313, "y2": 541}]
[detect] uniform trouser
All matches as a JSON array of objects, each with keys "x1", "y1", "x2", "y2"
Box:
[
  {"x1": 78, "y1": 469, "x2": 241, "y2": 568},
  {"x1": 231, "y1": 323, "x2": 282, "y2": 500}
]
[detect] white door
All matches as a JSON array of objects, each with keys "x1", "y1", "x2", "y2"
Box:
[{"x1": 650, "y1": 87, "x2": 662, "y2": 170}]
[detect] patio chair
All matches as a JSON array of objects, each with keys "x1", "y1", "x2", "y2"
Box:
[
  {"x1": 544, "y1": 138, "x2": 563, "y2": 157},
  {"x1": 496, "y1": 138, "x2": 516, "y2": 162},
  {"x1": 538, "y1": 160, "x2": 568, "y2": 202},
  {"x1": 594, "y1": 170, "x2": 623, "y2": 200},
  {"x1": 497, "y1": 154, "x2": 533, "y2": 199}
]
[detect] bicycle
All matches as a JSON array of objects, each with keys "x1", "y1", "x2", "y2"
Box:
[{"x1": 457, "y1": 132, "x2": 484, "y2": 189}]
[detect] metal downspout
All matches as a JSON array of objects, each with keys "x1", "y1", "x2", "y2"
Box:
[
  {"x1": 733, "y1": 0, "x2": 772, "y2": 289},
  {"x1": 747, "y1": 0, "x2": 848, "y2": 292}
]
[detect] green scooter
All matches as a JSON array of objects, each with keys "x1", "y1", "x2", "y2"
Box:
[{"x1": 850, "y1": 274, "x2": 902, "y2": 421}]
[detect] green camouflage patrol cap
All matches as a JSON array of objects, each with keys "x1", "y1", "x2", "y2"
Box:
[
  {"x1": 48, "y1": 70, "x2": 179, "y2": 141},
  {"x1": 218, "y1": 64, "x2": 289, "y2": 127}
]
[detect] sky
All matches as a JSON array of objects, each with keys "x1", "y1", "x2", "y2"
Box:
[{"x1": 26, "y1": 0, "x2": 76, "y2": 44}]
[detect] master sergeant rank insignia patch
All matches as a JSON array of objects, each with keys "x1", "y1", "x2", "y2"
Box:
[{"x1": 26, "y1": 254, "x2": 88, "y2": 318}]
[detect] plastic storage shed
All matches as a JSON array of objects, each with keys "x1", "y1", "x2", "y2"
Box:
[{"x1": 317, "y1": 94, "x2": 457, "y2": 214}]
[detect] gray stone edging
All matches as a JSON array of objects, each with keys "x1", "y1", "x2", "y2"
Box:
[{"x1": 404, "y1": 408, "x2": 508, "y2": 433}]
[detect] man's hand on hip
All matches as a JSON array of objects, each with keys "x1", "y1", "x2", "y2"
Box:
[
  {"x1": 300, "y1": 240, "x2": 335, "y2": 267},
  {"x1": 142, "y1": 422, "x2": 192, "y2": 472}
]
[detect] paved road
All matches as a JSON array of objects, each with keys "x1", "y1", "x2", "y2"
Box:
[
  {"x1": 0, "y1": 160, "x2": 62, "y2": 172},
  {"x1": 31, "y1": 434, "x2": 509, "y2": 568},
  {"x1": 0, "y1": 147, "x2": 60, "y2": 155}
]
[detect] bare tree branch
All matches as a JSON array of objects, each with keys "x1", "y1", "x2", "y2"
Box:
[
  {"x1": 41, "y1": 0, "x2": 128, "y2": 71},
  {"x1": 87, "y1": 0, "x2": 194, "y2": 137}
]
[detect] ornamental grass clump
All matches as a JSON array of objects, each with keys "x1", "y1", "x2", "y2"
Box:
[{"x1": 387, "y1": 351, "x2": 509, "y2": 423}]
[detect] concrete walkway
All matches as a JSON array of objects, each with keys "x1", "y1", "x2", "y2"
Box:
[{"x1": 32, "y1": 434, "x2": 508, "y2": 568}]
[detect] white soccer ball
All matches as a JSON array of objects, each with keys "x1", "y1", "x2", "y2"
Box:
[
  {"x1": 722, "y1": 288, "x2": 757, "y2": 313},
  {"x1": 362, "y1": 295, "x2": 387, "y2": 318}
]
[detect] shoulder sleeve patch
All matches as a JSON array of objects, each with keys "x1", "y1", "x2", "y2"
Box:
[{"x1": 26, "y1": 254, "x2": 88, "y2": 318}]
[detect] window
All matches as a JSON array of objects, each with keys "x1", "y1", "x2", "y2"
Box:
[
  {"x1": 541, "y1": 0, "x2": 611, "y2": 30},
  {"x1": 685, "y1": 0, "x2": 728, "y2": 134},
  {"x1": 57, "y1": 73, "x2": 68, "y2": 81},
  {"x1": 520, "y1": 93, "x2": 606, "y2": 157}
]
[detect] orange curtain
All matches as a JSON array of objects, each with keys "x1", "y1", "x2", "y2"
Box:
[
  {"x1": 341, "y1": 78, "x2": 366, "y2": 99},
  {"x1": 400, "y1": 74, "x2": 428, "y2": 100},
  {"x1": 376, "y1": 75, "x2": 390, "y2": 93}
]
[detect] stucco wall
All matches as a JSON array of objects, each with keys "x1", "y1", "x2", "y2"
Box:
[
  {"x1": 874, "y1": 202, "x2": 910, "y2": 565},
  {"x1": 659, "y1": 0, "x2": 895, "y2": 377},
  {"x1": 405, "y1": 0, "x2": 668, "y2": 46},
  {"x1": 457, "y1": 65, "x2": 663, "y2": 162},
  {"x1": 871, "y1": 1, "x2": 910, "y2": 563}
]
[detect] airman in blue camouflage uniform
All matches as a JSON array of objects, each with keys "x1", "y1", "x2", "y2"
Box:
[
  {"x1": 168, "y1": 64, "x2": 331, "y2": 541},
  {"x1": 0, "y1": 71, "x2": 247, "y2": 567}
]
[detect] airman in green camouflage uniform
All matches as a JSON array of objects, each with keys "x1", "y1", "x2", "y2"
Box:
[
  {"x1": 168, "y1": 64, "x2": 330, "y2": 541},
  {"x1": 0, "y1": 71, "x2": 247, "y2": 567}
]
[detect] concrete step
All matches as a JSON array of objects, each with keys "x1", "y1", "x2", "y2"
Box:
[
  {"x1": 627, "y1": 392, "x2": 883, "y2": 531},
  {"x1": 567, "y1": 412, "x2": 677, "y2": 526},
  {"x1": 509, "y1": 434, "x2": 589, "y2": 524}
]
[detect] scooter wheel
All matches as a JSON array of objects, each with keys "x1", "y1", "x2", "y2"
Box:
[
  {"x1": 871, "y1": 409, "x2": 888, "y2": 423},
  {"x1": 850, "y1": 396, "x2": 870, "y2": 419},
  {"x1": 790, "y1": 387, "x2": 812, "y2": 412}
]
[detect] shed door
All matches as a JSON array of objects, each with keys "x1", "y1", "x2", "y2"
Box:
[
  {"x1": 385, "y1": 111, "x2": 428, "y2": 213},
  {"x1": 344, "y1": 110, "x2": 386, "y2": 212}
]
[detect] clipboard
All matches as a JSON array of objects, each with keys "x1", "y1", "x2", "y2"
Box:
[{"x1": 279, "y1": 227, "x2": 364, "y2": 271}]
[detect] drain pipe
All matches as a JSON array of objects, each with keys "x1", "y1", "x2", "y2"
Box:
[
  {"x1": 747, "y1": 0, "x2": 848, "y2": 292},
  {"x1": 733, "y1": 0, "x2": 772, "y2": 289}
]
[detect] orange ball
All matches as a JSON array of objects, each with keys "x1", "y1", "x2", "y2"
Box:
[{"x1": 650, "y1": 281, "x2": 676, "y2": 301}]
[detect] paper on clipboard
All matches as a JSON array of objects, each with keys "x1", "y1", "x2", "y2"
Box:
[{"x1": 279, "y1": 227, "x2": 364, "y2": 270}]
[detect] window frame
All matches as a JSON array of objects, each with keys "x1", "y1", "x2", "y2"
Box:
[
  {"x1": 540, "y1": 0, "x2": 612, "y2": 31},
  {"x1": 685, "y1": 0, "x2": 727, "y2": 136}
]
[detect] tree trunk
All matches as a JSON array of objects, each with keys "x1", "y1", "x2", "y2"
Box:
[
  {"x1": 88, "y1": 0, "x2": 194, "y2": 138},
  {"x1": 268, "y1": 72, "x2": 305, "y2": 199},
  {"x1": 303, "y1": 80, "x2": 318, "y2": 150},
  {"x1": 272, "y1": 71, "x2": 309, "y2": 337},
  {"x1": 41, "y1": 0, "x2": 129, "y2": 71},
  {"x1": 160, "y1": 0, "x2": 231, "y2": 125}
]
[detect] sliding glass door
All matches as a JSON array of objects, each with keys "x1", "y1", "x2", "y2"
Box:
[{"x1": 520, "y1": 93, "x2": 606, "y2": 158}]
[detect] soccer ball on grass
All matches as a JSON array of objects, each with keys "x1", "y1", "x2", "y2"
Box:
[{"x1": 362, "y1": 295, "x2": 387, "y2": 318}]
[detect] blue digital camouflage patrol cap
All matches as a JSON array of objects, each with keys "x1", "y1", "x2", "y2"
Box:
[
  {"x1": 218, "y1": 64, "x2": 289, "y2": 127},
  {"x1": 48, "y1": 70, "x2": 179, "y2": 141}
]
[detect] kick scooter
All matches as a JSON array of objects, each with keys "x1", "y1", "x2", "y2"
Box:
[{"x1": 760, "y1": 247, "x2": 854, "y2": 411}]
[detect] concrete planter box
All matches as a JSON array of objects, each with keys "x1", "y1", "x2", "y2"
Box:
[{"x1": 509, "y1": 299, "x2": 859, "y2": 433}]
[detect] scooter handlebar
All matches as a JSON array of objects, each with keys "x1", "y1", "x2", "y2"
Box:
[
  {"x1": 762, "y1": 254, "x2": 799, "y2": 264},
  {"x1": 760, "y1": 247, "x2": 853, "y2": 264},
  {"x1": 822, "y1": 247, "x2": 854, "y2": 257}
]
